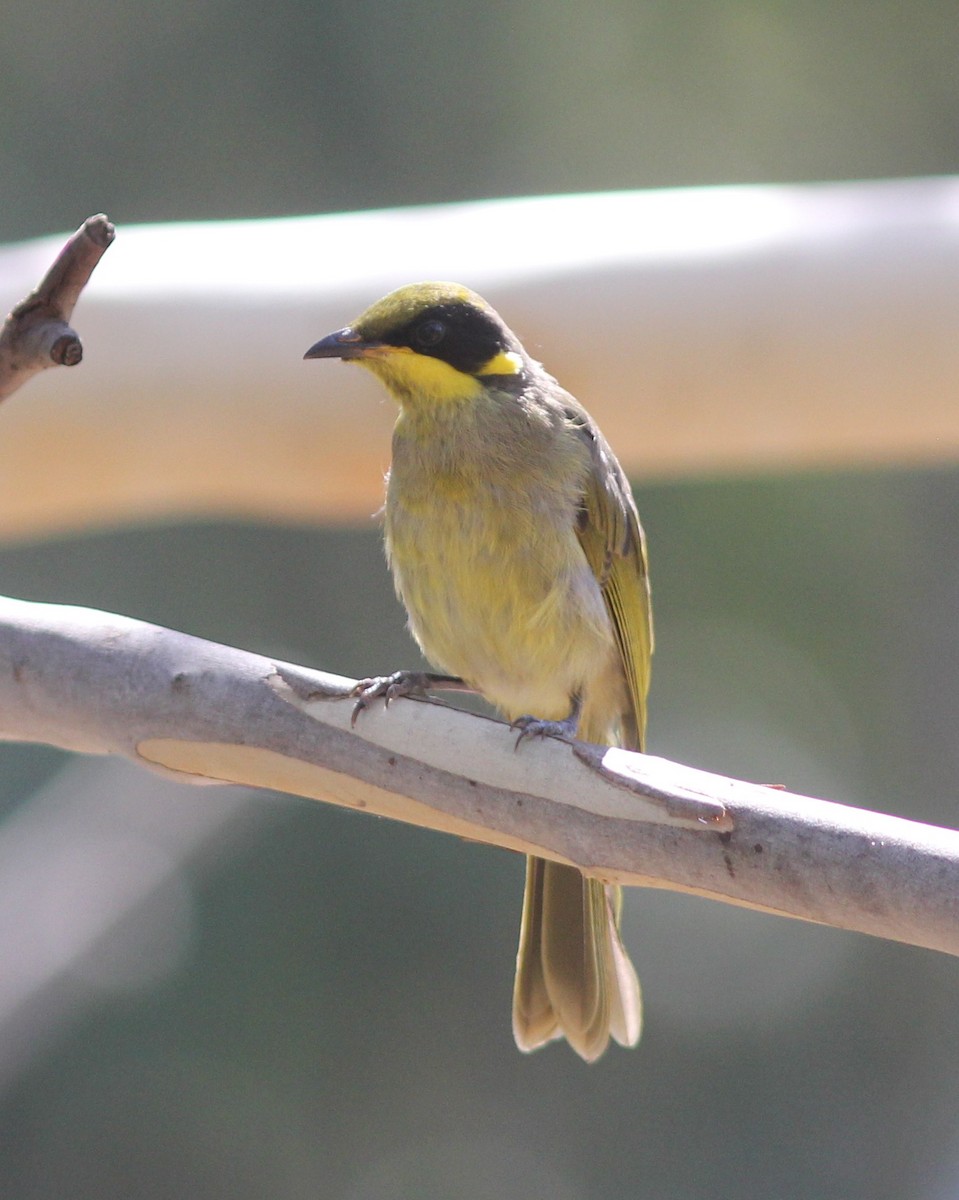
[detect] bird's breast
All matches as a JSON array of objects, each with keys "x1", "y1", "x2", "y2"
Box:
[{"x1": 383, "y1": 416, "x2": 614, "y2": 720}]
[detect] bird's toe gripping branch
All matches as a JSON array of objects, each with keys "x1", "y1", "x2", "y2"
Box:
[
  {"x1": 349, "y1": 670, "x2": 467, "y2": 727},
  {"x1": 510, "y1": 695, "x2": 583, "y2": 750}
]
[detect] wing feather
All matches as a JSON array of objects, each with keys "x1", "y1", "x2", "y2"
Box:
[{"x1": 564, "y1": 400, "x2": 653, "y2": 753}]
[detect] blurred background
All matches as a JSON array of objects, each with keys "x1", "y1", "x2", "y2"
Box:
[{"x1": 3, "y1": 2, "x2": 959, "y2": 1197}]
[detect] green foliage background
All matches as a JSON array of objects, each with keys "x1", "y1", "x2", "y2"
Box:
[{"x1": 2, "y1": 3, "x2": 959, "y2": 1197}]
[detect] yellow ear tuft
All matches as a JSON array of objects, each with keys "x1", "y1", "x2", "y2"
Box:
[{"x1": 477, "y1": 350, "x2": 524, "y2": 377}]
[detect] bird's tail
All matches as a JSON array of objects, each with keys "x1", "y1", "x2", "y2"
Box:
[{"x1": 512, "y1": 854, "x2": 641, "y2": 1063}]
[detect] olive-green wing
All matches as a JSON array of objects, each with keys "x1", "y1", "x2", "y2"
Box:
[{"x1": 566, "y1": 402, "x2": 653, "y2": 752}]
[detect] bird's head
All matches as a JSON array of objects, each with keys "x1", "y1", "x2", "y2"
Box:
[{"x1": 304, "y1": 282, "x2": 527, "y2": 407}]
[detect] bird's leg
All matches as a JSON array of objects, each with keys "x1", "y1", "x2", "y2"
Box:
[
  {"x1": 511, "y1": 694, "x2": 583, "y2": 749},
  {"x1": 350, "y1": 671, "x2": 471, "y2": 727}
]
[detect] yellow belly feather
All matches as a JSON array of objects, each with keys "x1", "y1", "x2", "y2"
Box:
[{"x1": 384, "y1": 398, "x2": 619, "y2": 724}]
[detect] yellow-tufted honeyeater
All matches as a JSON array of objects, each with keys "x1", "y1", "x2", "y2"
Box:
[{"x1": 305, "y1": 283, "x2": 652, "y2": 1062}]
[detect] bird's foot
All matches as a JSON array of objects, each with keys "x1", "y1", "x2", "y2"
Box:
[
  {"x1": 511, "y1": 698, "x2": 582, "y2": 750},
  {"x1": 349, "y1": 671, "x2": 464, "y2": 727}
]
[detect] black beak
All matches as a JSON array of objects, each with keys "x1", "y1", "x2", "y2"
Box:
[{"x1": 303, "y1": 327, "x2": 379, "y2": 360}]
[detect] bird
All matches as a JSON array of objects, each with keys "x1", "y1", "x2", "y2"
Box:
[{"x1": 305, "y1": 282, "x2": 652, "y2": 1062}]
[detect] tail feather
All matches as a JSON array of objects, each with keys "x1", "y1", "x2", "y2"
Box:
[
  {"x1": 512, "y1": 857, "x2": 642, "y2": 1063},
  {"x1": 541, "y1": 861, "x2": 605, "y2": 1056},
  {"x1": 512, "y1": 857, "x2": 559, "y2": 1051},
  {"x1": 604, "y1": 884, "x2": 643, "y2": 1047}
]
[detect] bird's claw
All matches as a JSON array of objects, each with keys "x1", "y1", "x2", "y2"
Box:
[
  {"x1": 349, "y1": 671, "x2": 431, "y2": 727},
  {"x1": 510, "y1": 713, "x2": 580, "y2": 750}
]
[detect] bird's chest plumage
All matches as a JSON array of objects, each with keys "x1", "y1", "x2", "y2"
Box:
[{"x1": 383, "y1": 397, "x2": 614, "y2": 719}]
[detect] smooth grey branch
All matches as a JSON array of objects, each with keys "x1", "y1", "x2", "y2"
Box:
[{"x1": 0, "y1": 595, "x2": 956, "y2": 956}]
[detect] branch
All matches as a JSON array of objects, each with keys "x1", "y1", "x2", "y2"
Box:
[
  {"x1": 1, "y1": 595, "x2": 957, "y2": 956},
  {"x1": 0, "y1": 214, "x2": 114, "y2": 402},
  {"x1": 2, "y1": 179, "x2": 959, "y2": 538}
]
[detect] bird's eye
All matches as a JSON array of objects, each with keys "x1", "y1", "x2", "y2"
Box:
[{"x1": 415, "y1": 319, "x2": 446, "y2": 348}]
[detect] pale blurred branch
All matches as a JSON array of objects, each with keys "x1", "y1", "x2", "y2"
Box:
[
  {"x1": 0, "y1": 179, "x2": 957, "y2": 538},
  {"x1": 0, "y1": 594, "x2": 957, "y2": 958},
  {"x1": 0, "y1": 214, "x2": 114, "y2": 402}
]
